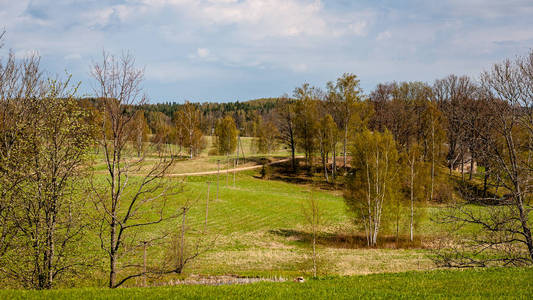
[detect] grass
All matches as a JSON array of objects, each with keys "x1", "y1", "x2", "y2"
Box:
[
  {"x1": 63, "y1": 165, "x2": 440, "y2": 287},
  {"x1": 91, "y1": 136, "x2": 292, "y2": 175},
  {"x1": 5, "y1": 139, "x2": 528, "y2": 290},
  {"x1": 3, "y1": 267, "x2": 532, "y2": 299}
]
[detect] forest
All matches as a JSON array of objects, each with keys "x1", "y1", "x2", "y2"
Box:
[{"x1": 1, "y1": 28, "x2": 533, "y2": 294}]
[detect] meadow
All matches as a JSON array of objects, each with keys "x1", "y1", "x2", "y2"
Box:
[
  {"x1": 63, "y1": 137, "x2": 465, "y2": 289},
  {"x1": 3, "y1": 267, "x2": 532, "y2": 299},
  {"x1": 4, "y1": 137, "x2": 529, "y2": 297}
]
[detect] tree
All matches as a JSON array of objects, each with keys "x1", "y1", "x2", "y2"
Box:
[
  {"x1": 405, "y1": 142, "x2": 429, "y2": 242},
  {"x1": 302, "y1": 189, "x2": 321, "y2": 277},
  {"x1": 331, "y1": 73, "x2": 363, "y2": 170},
  {"x1": 293, "y1": 83, "x2": 319, "y2": 169},
  {"x1": 174, "y1": 102, "x2": 205, "y2": 158},
  {"x1": 433, "y1": 75, "x2": 478, "y2": 175},
  {"x1": 214, "y1": 115, "x2": 238, "y2": 156},
  {"x1": 435, "y1": 51, "x2": 533, "y2": 266},
  {"x1": 253, "y1": 116, "x2": 279, "y2": 154},
  {"x1": 148, "y1": 111, "x2": 174, "y2": 153},
  {"x1": 0, "y1": 75, "x2": 95, "y2": 288},
  {"x1": 90, "y1": 51, "x2": 180, "y2": 288},
  {"x1": 276, "y1": 96, "x2": 297, "y2": 170},
  {"x1": 344, "y1": 129, "x2": 401, "y2": 247},
  {"x1": 0, "y1": 33, "x2": 96, "y2": 289},
  {"x1": 421, "y1": 101, "x2": 446, "y2": 201},
  {"x1": 129, "y1": 110, "x2": 150, "y2": 157},
  {"x1": 317, "y1": 114, "x2": 337, "y2": 182}
]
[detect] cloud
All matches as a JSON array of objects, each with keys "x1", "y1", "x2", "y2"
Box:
[
  {"x1": 1, "y1": 0, "x2": 532, "y2": 100},
  {"x1": 196, "y1": 48, "x2": 209, "y2": 58},
  {"x1": 376, "y1": 31, "x2": 392, "y2": 41},
  {"x1": 445, "y1": 0, "x2": 533, "y2": 18}
]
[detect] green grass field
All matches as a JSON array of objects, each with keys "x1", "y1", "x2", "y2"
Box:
[
  {"x1": 3, "y1": 267, "x2": 532, "y2": 299},
  {"x1": 72, "y1": 165, "x2": 445, "y2": 289},
  {"x1": 4, "y1": 137, "x2": 531, "y2": 297}
]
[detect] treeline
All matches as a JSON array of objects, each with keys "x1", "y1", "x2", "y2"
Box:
[{"x1": 135, "y1": 98, "x2": 278, "y2": 137}]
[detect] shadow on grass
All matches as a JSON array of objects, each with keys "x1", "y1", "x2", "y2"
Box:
[
  {"x1": 258, "y1": 159, "x2": 346, "y2": 191},
  {"x1": 269, "y1": 229, "x2": 427, "y2": 249},
  {"x1": 452, "y1": 177, "x2": 511, "y2": 206}
]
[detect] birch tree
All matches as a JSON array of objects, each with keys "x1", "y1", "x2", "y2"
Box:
[
  {"x1": 332, "y1": 73, "x2": 363, "y2": 170},
  {"x1": 174, "y1": 102, "x2": 205, "y2": 158},
  {"x1": 344, "y1": 129, "x2": 401, "y2": 246}
]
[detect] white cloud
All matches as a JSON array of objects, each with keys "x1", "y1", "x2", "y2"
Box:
[
  {"x1": 290, "y1": 63, "x2": 308, "y2": 72},
  {"x1": 376, "y1": 31, "x2": 392, "y2": 41},
  {"x1": 196, "y1": 48, "x2": 209, "y2": 58},
  {"x1": 446, "y1": 0, "x2": 533, "y2": 18},
  {"x1": 348, "y1": 21, "x2": 368, "y2": 36},
  {"x1": 2, "y1": 0, "x2": 532, "y2": 100}
]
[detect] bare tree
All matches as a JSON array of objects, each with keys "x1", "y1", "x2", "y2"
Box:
[
  {"x1": 302, "y1": 189, "x2": 321, "y2": 277},
  {"x1": 433, "y1": 75, "x2": 477, "y2": 175},
  {"x1": 435, "y1": 51, "x2": 533, "y2": 266},
  {"x1": 90, "y1": 51, "x2": 180, "y2": 288}
]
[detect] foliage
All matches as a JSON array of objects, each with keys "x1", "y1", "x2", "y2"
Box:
[
  {"x1": 293, "y1": 84, "x2": 320, "y2": 168},
  {"x1": 0, "y1": 76, "x2": 95, "y2": 289},
  {"x1": 213, "y1": 115, "x2": 238, "y2": 155},
  {"x1": 344, "y1": 129, "x2": 402, "y2": 246},
  {"x1": 173, "y1": 102, "x2": 206, "y2": 158},
  {"x1": 253, "y1": 116, "x2": 279, "y2": 154}
]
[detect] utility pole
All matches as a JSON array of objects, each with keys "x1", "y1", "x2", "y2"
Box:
[
  {"x1": 216, "y1": 160, "x2": 220, "y2": 201},
  {"x1": 234, "y1": 131, "x2": 239, "y2": 188},
  {"x1": 226, "y1": 157, "x2": 229, "y2": 186},
  {"x1": 142, "y1": 241, "x2": 148, "y2": 287},
  {"x1": 236, "y1": 131, "x2": 240, "y2": 169},
  {"x1": 205, "y1": 182, "x2": 210, "y2": 232},
  {"x1": 239, "y1": 134, "x2": 246, "y2": 164},
  {"x1": 180, "y1": 207, "x2": 187, "y2": 269}
]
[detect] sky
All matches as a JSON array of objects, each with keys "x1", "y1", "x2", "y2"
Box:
[{"x1": 1, "y1": 0, "x2": 532, "y2": 103}]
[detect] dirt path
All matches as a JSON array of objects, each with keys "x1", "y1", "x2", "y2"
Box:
[{"x1": 167, "y1": 157, "x2": 294, "y2": 177}]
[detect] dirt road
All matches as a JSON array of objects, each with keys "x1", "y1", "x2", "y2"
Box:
[{"x1": 166, "y1": 157, "x2": 293, "y2": 177}]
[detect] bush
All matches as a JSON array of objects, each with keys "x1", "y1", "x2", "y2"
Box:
[{"x1": 260, "y1": 164, "x2": 271, "y2": 179}]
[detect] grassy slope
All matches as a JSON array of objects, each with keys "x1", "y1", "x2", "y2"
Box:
[
  {"x1": 4, "y1": 267, "x2": 532, "y2": 299},
  {"x1": 74, "y1": 168, "x2": 438, "y2": 287},
  {"x1": 9, "y1": 138, "x2": 507, "y2": 288}
]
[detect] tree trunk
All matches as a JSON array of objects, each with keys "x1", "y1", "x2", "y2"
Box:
[
  {"x1": 291, "y1": 142, "x2": 296, "y2": 171},
  {"x1": 109, "y1": 249, "x2": 116, "y2": 288},
  {"x1": 483, "y1": 167, "x2": 489, "y2": 197},
  {"x1": 410, "y1": 158, "x2": 415, "y2": 242},
  {"x1": 461, "y1": 154, "x2": 465, "y2": 181},
  {"x1": 142, "y1": 242, "x2": 147, "y2": 287},
  {"x1": 469, "y1": 152, "x2": 474, "y2": 180},
  {"x1": 343, "y1": 124, "x2": 348, "y2": 169},
  {"x1": 515, "y1": 190, "x2": 533, "y2": 262},
  {"x1": 332, "y1": 145, "x2": 336, "y2": 180},
  {"x1": 430, "y1": 119, "x2": 435, "y2": 201},
  {"x1": 323, "y1": 152, "x2": 329, "y2": 182},
  {"x1": 46, "y1": 213, "x2": 56, "y2": 289}
]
